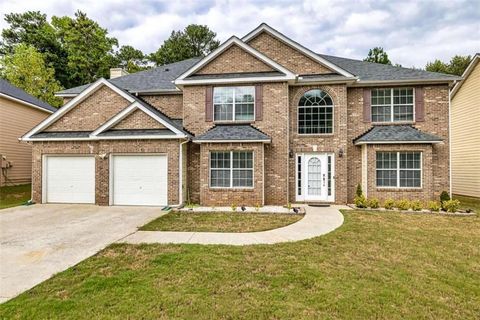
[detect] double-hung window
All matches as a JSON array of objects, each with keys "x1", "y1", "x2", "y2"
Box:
[
  {"x1": 213, "y1": 86, "x2": 255, "y2": 121},
  {"x1": 210, "y1": 151, "x2": 254, "y2": 188},
  {"x1": 371, "y1": 88, "x2": 414, "y2": 122},
  {"x1": 376, "y1": 151, "x2": 422, "y2": 188}
]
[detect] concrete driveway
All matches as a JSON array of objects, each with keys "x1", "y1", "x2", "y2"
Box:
[{"x1": 0, "y1": 204, "x2": 164, "y2": 303}]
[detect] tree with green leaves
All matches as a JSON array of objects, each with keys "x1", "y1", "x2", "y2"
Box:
[
  {"x1": 0, "y1": 11, "x2": 70, "y2": 88},
  {"x1": 364, "y1": 47, "x2": 392, "y2": 65},
  {"x1": 150, "y1": 24, "x2": 220, "y2": 65},
  {"x1": 51, "y1": 11, "x2": 118, "y2": 86},
  {"x1": 115, "y1": 45, "x2": 148, "y2": 73},
  {"x1": 426, "y1": 55, "x2": 471, "y2": 76},
  {"x1": 0, "y1": 44, "x2": 62, "y2": 107}
]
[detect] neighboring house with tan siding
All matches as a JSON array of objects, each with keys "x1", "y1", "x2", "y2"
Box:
[
  {"x1": 21, "y1": 24, "x2": 461, "y2": 207},
  {"x1": 0, "y1": 79, "x2": 56, "y2": 186},
  {"x1": 450, "y1": 54, "x2": 480, "y2": 198}
]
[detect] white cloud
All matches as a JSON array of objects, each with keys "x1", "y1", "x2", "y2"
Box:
[{"x1": 0, "y1": 0, "x2": 478, "y2": 66}]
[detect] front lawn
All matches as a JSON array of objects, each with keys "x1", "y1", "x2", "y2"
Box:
[
  {"x1": 0, "y1": 184, "x2": 31, "y2": 210},
  {"x1": 1, "y1": 210, "x2": 479, "y2": 319},
  {"x1": 140, "y1": 211, "x2": 304, "y2": 232}
]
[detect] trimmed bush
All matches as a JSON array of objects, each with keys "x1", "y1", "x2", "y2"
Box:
[
  {"x1": 368, "y1": 198, "x2": 380, "y2": 209},
  {"x1": 440, "y1": 191, "x2": 450, "y2": 210},
  {"x1": 410, "y1": 200, "x2": 422, "y2": 211},
  {"x1": 395, "y1": 199, "x2": 411, "y2": 210},
  {"x1": 354, "y1": 195, "x2": 368, "y2": 208},
  {"x1": 384, "y1": 198, "x2": 395, "y2": 210},
  {"x1": 428, "y1": 201, "x2": 441, "y2": 212},
  {"x1": 443, "y1": 199, "x2": 460, "y2": 213},
  {"x1": 356, "y1": 184, "x2": 363, "y2": 197}
]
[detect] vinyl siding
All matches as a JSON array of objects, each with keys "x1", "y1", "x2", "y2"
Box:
[
  {"x1": 451, "y1": 61, "x2": 480, "y2": 197},
  {"x1": 0, "y1": 97, "x2": 51, "y2": 186}
]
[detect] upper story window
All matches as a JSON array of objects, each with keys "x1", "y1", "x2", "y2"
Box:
[
  {"x1": 213, "y1": 86, "x2": 255, "y2": 121},
  {"x1": 298, "y1": 89, "x2": 333, "y2": 134},
  {"x1": 371, "y1": 88, "x2": 414, "y2": 123}
]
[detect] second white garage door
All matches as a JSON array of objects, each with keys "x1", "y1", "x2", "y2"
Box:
[{"x1": 111, "y1": 155, "x2": 168, "y2": 206}]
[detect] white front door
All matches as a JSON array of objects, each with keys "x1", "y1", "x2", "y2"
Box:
[{"x1": 296, "y1": 153, "x2": 334, "y2": 202}]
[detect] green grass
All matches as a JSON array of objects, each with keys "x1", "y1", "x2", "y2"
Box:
[
  {"x1": 140, "y1": 211, "x2": 304, "y2": 232},
  {"x1": 453, "y1": 194, "x2": 480, "y2": 213},
  {"x1": 0, "y1": 184, "x2": 31, "y2": 209},
  {"x1": 1, "y1": 210, "x2": 479, "y2": 319}
]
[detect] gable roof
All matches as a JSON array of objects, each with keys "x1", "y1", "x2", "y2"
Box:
[
  {"x1": 193, "y1": 124, "x2": 271, "y2": 143},
  {"x1": 174, "y1": 37, "x2": 296, "y2": 85},
  {"x1": 0, "y1": 78, "x2": 56, "y2": 113},
  {"x1": 319, "y1": 54, "x2": 461, "y2": 84},
  {"x1": 353, "y1": 125, "x2": 443, "y2": 145},
  {"x1": 22, "y1": 78, "x2": 189, "y2": 141},
  {"x1": 451, "y1": 53, "x2": 479, "y2": 98},
  {"x1": 242, "y1": 23, "x2": 355, "y2": 78}
]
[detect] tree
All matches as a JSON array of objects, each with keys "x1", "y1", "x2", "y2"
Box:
[
  {"x1": 149, "y1": 24, "x2": 220, "y2": 65},
  {"x1": 115, "y1": 45, "x2": 148, "y2": 73},
  {"x1": 1, "y1": 11, "x2": 70, "y2": 87},
  {"x1": 0, "y1": 44, "x2": 62, "y2": 107},
  {"x1": 51, "y1": 11, "x2": 118, "y2": 86},
  {"x1": 425, "y1": 55, "x2": 471, "y2": 76},
  {"x1": 364, "y1": 47, "x2": 392, "y2": 65}
]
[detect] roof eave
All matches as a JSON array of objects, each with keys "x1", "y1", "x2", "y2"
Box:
[
  {"x1": 192, "y1": 139, "x2": 271, "y2": 144},
  {"x1": 354, "y1": 140, "x2": 444, "y2": 145},
  {"x1": 352, "y1": 78, "x2": 461, "y2": 87},
  {"x1": 175, "y1": 75, "x2": 296, "y2": 86},
  {"x1": 451, "y1": 54, "x2": 479, "y2": 98}
]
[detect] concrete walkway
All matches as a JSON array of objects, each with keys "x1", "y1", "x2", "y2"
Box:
[{"x1": 119, "y1": 205, "x2": 348, "y2": 246}]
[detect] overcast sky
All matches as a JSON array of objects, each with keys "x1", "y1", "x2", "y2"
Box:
[{"x1": 1, "y1": 0, "x2": 479, "y2": 68}]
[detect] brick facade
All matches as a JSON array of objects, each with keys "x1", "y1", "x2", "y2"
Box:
[
  {"x1": 195, "y1": 44, "x2": 275, "y2": 75},
  {"x1": 199, "y1": 143, "x2": 264, "y2": 206},
  {"x1": 247, "y1": 31, "x2": 333, "y2": 75},
  {"x1": 46, "y1": 86, "x2": 131, "y2": 131},
  {"x1": 142, "y1": 94, "x2": 183, "y2": 119},
  {"x1": 31, "y1": 139, "x2": 181, "y2": 205},
  {"x1": 112, "y1": 109, "x2": 166, "y2": 130}
]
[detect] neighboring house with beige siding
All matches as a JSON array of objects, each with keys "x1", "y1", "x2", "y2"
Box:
[
  {"x1": 0, "y1": 79, "x2": 56, "y2": 186},
  {"x1": 450, "y1": 54, "x2": 480, "y2": 198}
]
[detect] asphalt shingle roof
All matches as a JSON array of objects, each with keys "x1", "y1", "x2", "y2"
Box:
[
  {"x1": 193, "y1": 125, "x2": 271, "y2": 142},
  {"x1": 354, "y1": 125, "x2": 443, "y2": 144},
  {"x1": 0, "y1": 78, "x2": 57, "y2": 112},
  {"x1": 98, "y1": 129, "x2": 174, "y2": 137},
  {"x1": 318, "y1": 54, "x2": 461, "y2": 82},
  {"x1": 57, "y1": 58, "x2": 201, "y2": 95},
  {"x1": 30, "y1": 131, "x2": 91, "y2": 139}
]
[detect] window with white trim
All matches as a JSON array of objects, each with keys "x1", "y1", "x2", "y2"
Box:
[
  {"x1": 371, "y1": 88, "x2": 414, "y2": 122},
  {"x1": 213, "y1": 86, "x2": 255, "y2": 121},
  {"x1": 210, "y1": 151, "x2": 253, "y2": 188},
  {"x1": 376, "y1": 151, "x2": 421, "y2": 188},
  {"x1": 298, "y1": 89, "x2": 333, "y2": 134}
]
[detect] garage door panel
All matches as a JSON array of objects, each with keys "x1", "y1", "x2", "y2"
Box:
[
  {"x1": 45, "y1": 156, "x2": 95, "y2": 204},
  {"x1": 112, "y1": 155, "x2": 167, "y2": 206}
]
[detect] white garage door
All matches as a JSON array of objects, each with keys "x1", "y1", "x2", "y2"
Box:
[
  {"x1": 44, "y1": 156, "x2": 95, "y2": 204},
  {"x1": 111, "y1": 155, "x2": 168, "y2": 206}
]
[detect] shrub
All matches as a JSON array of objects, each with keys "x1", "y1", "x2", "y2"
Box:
[
  {"x1": 368, "y1": 198, "x2": 380, "y2": 209},
  {"x1": 410, "y1": 200, "x2": 423, "y2": 211},
  {"x1": 231, "y1": 203, "x2": 237, "y2": 212},
  {"x1": 354, "y1": 195, "x2": 368, "y2": 208},
  {"x1": 440, "y1": 191, "x2": 450, "y2": 210},
  {"x1": 395, "y1": 199, "x2": 411, "y2": 210},
  {"x1": 427, "y1": 201, "x2": 441, "y2": 212},
  {"x1": 443, "y1": 199, "x2": 460, "y2": 213},
  {"x1": 255, "y1": 203, "x2": 260, "y2": 212},
  {"x1": 356, "y1": 184, "x2": 363, "y2": 197},
  {"x1": 384, "y1": 198, "x2": 395, "y2": 210}
]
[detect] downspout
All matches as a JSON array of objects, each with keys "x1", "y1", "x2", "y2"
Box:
[
  {"x1": 175, "y1": 138, "x2": 189, "y2": 207},
  {"x1": 448, "y1": 87, "x2": 452, "y2": 197}
]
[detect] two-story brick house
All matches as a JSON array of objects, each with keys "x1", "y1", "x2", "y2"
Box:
[{"x1": 21, "y1": 24, "x2": 460, "y2": 207}]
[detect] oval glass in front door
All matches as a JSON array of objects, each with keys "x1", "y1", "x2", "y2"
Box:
[{"x1": 307, "y1": 157, "x2": 322, "y2": 196}]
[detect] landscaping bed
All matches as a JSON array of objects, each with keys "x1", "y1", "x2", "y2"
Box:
[
  {"x1": 140, "y1": 210, "x2": 304, "y2": 232},
  {"x1": 1, "y1": 210, "x2": 479, "y2": 319}
]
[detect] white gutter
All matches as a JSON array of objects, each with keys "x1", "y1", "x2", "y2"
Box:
[
  {"x1": 0, "y1": 93, "x2": 54, "y2": 113},
  {"x1": 448, "y1": 88, "x2": 452, "y2": 197},
  {"x1": 192, "y1": 139, "x2": 271, "y2": 144},
  {"x1": 354, "y1": 140, "x2": 443, "y2": 145},
  {"x1": 352, "y1": 78, "x2": 461, "y2": 87},
  {"x1": 177, "y1": 139, "x2": 190, "y2": 206},
  {"x1": 20, "y1": 135, "x2": 187, "y2": 142}
]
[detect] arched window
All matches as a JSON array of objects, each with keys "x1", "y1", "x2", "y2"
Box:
[{"x1": 298, "y1": 89, "x2": 333, "y2": 134}]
